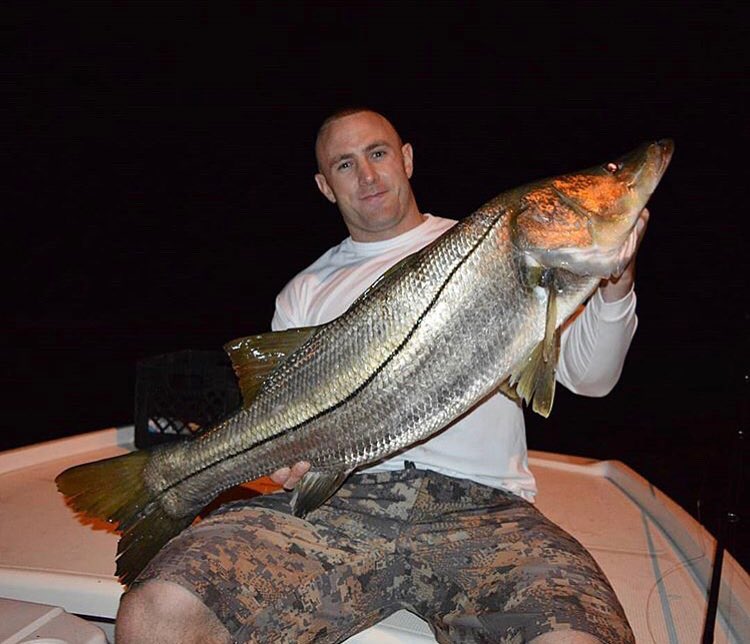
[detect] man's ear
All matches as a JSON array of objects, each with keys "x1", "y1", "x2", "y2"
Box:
[
  {"x1": 402, "y1": 143, "x2": 414, "y2": 179},
  {"x1": 315, "y1": 173, "x2": 336, "y2": 203}
]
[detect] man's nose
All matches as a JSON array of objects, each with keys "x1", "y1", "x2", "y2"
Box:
[{"x1": 358, "y1": 160, "x2": 376, "y2": 184}]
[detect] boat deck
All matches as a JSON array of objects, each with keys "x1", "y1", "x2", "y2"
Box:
[{"x1": 1, "y1": 427, "x2": 748, "y2": 642}]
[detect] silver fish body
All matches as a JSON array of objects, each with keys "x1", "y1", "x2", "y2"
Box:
[{"x1": 147, "y1": 140, "x2": 673, "y2": 519}]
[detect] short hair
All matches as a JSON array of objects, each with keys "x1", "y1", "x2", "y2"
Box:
[
  {"x1": 316, "y1": 106, "x2": 377, "y2": 139},
  {"x1": 315, "y1": 107, "x2": 402, "y2": 169}
]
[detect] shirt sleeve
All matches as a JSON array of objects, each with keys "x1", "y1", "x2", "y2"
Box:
[
  {"x1": 556, "y1": 286, "x2": 638, "y2": 397},
  {"x1": 271, "y1": 279, "x2": 305, "y2": 331}
]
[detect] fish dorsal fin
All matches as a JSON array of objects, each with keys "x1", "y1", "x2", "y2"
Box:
[
  {"x1": 507, "y1": 270, "x2": 561, "y2": 417},
  {"x1": 291, "y1": 468, "x2": 352, "y2": 517},
  {"x1": 224, "y1": 327, "x2": 318, "y2": 408}
]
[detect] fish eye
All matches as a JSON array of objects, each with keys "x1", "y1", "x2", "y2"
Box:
[{"x1": 605, "y1": 162, "x2": 622, "y2": 174}]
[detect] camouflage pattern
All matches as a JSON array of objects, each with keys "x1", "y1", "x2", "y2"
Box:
[{"x1": 135, "y1": 469, "x2": 634, "y2": 643}]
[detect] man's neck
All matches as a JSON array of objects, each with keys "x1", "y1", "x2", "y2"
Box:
[{"x1": 349, "y1": 212, "x2": 427, "y2": 243}]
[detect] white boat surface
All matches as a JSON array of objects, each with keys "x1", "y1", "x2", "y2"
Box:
[{"x1": 0, "y1": 426, "x2": 748, "y2": 643}]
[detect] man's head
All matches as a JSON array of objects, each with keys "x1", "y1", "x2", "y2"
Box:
[{"x1": 314, "y1": 109, "x2": 424, "y2": 242}]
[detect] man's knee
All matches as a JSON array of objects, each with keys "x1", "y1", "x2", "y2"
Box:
[{"x1": 116, "y1": 579, "x2": 232, "y2": 644}]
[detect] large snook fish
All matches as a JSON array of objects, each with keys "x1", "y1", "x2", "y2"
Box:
[{"x1": 57, "y1": 140, "x2": 673, "y2": 585}]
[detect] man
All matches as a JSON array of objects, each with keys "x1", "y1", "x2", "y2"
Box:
[{"x1": 117, "y1": 109, "x2": 644, "y2": 643}]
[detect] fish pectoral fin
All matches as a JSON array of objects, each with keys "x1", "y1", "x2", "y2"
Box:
[
  {"x1": 520, "y1": 263, "x2": 545, "y2": 290},
  {"x1": 224, "y1": 327, "x2": 319, "y2": 408},
  {"x1": 290, "y1": 469, "x2": 352, "y2": 517},
  {"x1": 508, "y1": 280, "x2": 561, "y2": 418},
  {"x1": 497, "y1": 379, "x2": 522, "y2": 405}
]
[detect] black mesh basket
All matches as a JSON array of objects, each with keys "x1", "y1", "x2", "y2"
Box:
[{"x1": 134, "y1": 349, "x2": 242, "y2": 449}]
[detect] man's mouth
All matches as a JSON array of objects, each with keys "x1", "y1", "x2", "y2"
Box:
[{"x1": 360, "y1": 189, "x2": 387, "y2": 201}]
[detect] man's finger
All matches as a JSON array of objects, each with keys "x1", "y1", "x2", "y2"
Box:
[
  {"x1": 284, "y1": 461, "x2": 311, "y2": 490},
  {"x1": 633, "y1": 208, "x2": 650, "y2": 248},
  {"x1": 270, "y1": 466, "x2": 291, "y2": 485},
  {"x1": 611, "y1": 208, "x2": 650, "y2": 278}
]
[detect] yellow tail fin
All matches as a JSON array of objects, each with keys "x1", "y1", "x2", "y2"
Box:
[{"x1": 56, "y1": 451, "x2": 195, "y2": 585}]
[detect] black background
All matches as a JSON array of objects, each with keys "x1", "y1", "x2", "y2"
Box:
[{"x1": 5, "y1": 3, "x2": 748, "y2": 567}]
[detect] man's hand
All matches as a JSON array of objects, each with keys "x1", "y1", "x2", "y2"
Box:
[
  {"x1": 270, "y1": 461, "x2": 311, "y2": 490},
  {"x1": 599, "y1": 208, "x2": 650, "y2": 302}
]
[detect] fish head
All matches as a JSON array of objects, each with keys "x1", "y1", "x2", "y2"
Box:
[{"x1": 513, "y1": 139, "x2": 673, "y2": 277}]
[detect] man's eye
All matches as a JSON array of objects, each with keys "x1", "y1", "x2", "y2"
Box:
[
  {"x1": 337, "y1": 161, "x2": 351, "y2": 171},
  {"x1": 372, "y1": 150, "x2": 386, "y2": 159}
]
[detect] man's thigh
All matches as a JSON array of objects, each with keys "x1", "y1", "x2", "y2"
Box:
[
  {"x1": 133, "y1": 492, "x2": 403, "y2": 643},
  {"x1": 403, "y1": 476, "x2": 634, "y2": 643}
]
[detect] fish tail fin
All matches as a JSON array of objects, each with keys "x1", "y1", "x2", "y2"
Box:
[
  {"x1": 56, "y1": 451, "x2": 152, "y2": 525},
  {"x1": 56, "y1": 451, "x2": 194, "y2": 586},
  {"x1": 115, "y1": 501, "x2": 194, "y2": 586}
]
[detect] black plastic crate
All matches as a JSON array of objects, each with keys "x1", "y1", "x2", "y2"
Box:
[{"x1": 134, "y1": 349, "x2": 242, "y2": 449}]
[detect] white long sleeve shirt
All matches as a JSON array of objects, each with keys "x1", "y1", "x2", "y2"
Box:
[{"x1": 272, "y1": 215, "x2": 637, "y2": 500}]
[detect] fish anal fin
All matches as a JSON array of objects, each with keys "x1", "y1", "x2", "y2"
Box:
[
  {"x1": 224, "y1": 327, "x2": 318, "y2": 408},
  {"x1": 291, "y1": 469, "x2": 351, "y2": 517}
]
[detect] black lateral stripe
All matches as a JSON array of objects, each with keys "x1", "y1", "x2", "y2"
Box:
[{"x1": 159, "y1": 211, "x2": 505, "y2": 495}]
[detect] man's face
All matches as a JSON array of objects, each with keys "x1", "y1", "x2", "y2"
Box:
[{"x1": 314, "y1": 111, "x2": 421, "y2": 242}]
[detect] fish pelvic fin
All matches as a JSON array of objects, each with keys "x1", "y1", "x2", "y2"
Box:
[
  {"x1": 291, "y1": 469, "x2": 352, "y2": 517},
  {"x1": 224, "y1": 327, "x2": 319, "y2": 408},
  {"x1": 508, "y1": 273, "x2": 561, "y2": 418},
  {"x1": 56, "y1": 451, "x2": 195, "y2": 586}
]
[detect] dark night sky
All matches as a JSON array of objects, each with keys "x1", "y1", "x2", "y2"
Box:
[{"x1": 4, "y1": 4, "x2": 748, "y2": 564}]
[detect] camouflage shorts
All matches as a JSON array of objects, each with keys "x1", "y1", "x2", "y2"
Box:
[{"x1": 135, "y1": 468, "x2": 634, "y2": 643}]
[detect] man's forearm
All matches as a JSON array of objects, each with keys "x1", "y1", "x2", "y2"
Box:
[{"x1": 556, "y1": 287, "x2": 638, "y2": 396}]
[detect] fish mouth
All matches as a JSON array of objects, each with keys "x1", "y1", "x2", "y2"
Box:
[
  {"x1": 629, "y1": 139, "x2": 674, "y2": 191},
  {"x1": 655, "y1": 139, "x2": 674, "y2": 175}
]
